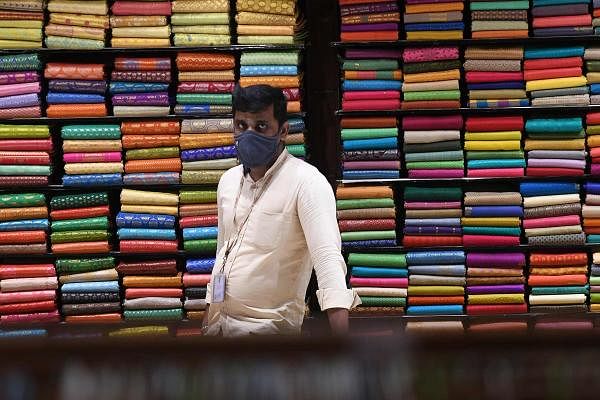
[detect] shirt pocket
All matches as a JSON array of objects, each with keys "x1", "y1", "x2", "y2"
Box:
[{"x1": 244, "y1": 210, "x2": 286, "y2": 251}]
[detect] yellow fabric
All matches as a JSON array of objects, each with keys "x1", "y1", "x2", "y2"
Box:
[
  {"x1": 172, "y1": 25, "x2": 230, "y2": 34},
  {"x1": 236, "y1": 11, "x2": 296, "y2": 26},
  {"x1": 120, "y1": 204, "x2": 179, "y2": 216},
  {"x1": 529, "y1": 294, "x2": 586, "y2": 305},
  {"x1": 524, "y1": 139, "x2": 585, "y2": 150},
  {"x1": 525, "y1": 76, "x2": 587, "y2": 91},
  {"x1": 63, "y1": 140, "x2": 121, "y2": 152},
  {"x1": 236, "y1": 0, "x2": 296, "y2": 16},
  {"x1": 468, "y1": 294, "x2": 524, "y2": 305},
  {"x1": 406, "y1": 31, "x2": 463, "y2": 40},
  {"x1": 64, "y1": 162, "x2": 123, "y2": 175},
  {"x1": 0, "y1": 28, "x2": 41, "y2": 41},
  {"x1": 465, "y1": 131, "x2": 522, "y2": 141},
  {"x1": 464, "y1": 140, "x2": 521, "y2": 151},
  {"x1": 48, "y1": 0, "x2": 108, "y2": 15},
  {"x1": 407, "y1": 286, "x2": 465, "y2": 296},
  {"x1": 404, "y1": 69, "x2": 460, "y2": 83},
  {"x1": 45, "y1": 24, "x2": 106, "y2": 40},
  {"x1": 0, "y1": 20, "x2": 42, "y2": 28},
  {"x1": 111, "y1": 38, "x2": 171, "y2": 47},
  {"x1": 587, "y1": 135, "x2": 600, "y2": 147},
  {"x1": 178, "y1": 70, "x2": 235, "y2": 82},
  {"x1": 172, "y1": 0, "x2": 229, "y2": 12},
  {"x1": 121, "y1": 189, "x2": 179, "y2": 206},
  {"x1": 112, "y1": 26, "x2": 171, "y2": 38},
  {"x1": 237, "y1": 24, "x2": 295, "y2": 36},
  {"x1": 50, "y1": 13, "x2": 110, "y2": 28},
  {"x1": 587, "y1": 72, "x2": 600, "y2": 84},
  {"x1": 525, "y1": 225, "x2": 582, "y2": 236},
  {"x1": 461, "y1": 217, "x2": 521, "y2": 227},
  {"x1": 0, "y1": 39, "x2": 40, "y2": 48}
]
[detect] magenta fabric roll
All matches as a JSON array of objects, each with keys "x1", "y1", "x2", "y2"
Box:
[
  {"x1": 535, "y1": 321, "x2": 593, "y2": 331},
  {"x1": 112, "y1": 92, "x2": 169, "y2": 106},
  {"x1": 408, "y1": 169, "x2": 464, "y2": 178},
  {"x1": 0, "y1": 106, "x2": 41, "y2": 119},
  {"x1": 343, "y1": 91, "x2": 401, "y2": 101},
  {"x1": 0, "y1": 71, "x2": 40, "y2": 85},
  {"x1": 64, "y1": 152, "x2": 122, "y2": 163},
  {"x1": 528, "y1": 159, "x2": 585, "y2": 169},
  {"x1": 463, "y1": 235, "x2": 521, "y2": 247},
  {"x1": 350, "y1": 277, "x2": 408, "y2": 288},
  {"x1": 343, "y1": 161, "x2": 401, "y2": 170},
  {"x1": 342, "y1": 99, "x2": 400, "y2": 111},
  {"x1": 405, "y1": 201, "x2": 462, "y2": 209},
  {"x1": 466, "y1": 72, "x2": 524, "y2": 83},
  {"x1": 345, "y1": 50, "x2": 403, "y2": 59},
  {"x1": 111, "y1": 1, "x2": 172, "y2": 15},
  {"x1": 402, "y1": 47, "x2": 459, "y2": 63},
  {"x1": 402, "y1": 115, "x2": 463, "y2": 130},
  {"x1": 0, "y1": 82, "x2": 40, "y2": 98},
  {"x1": 468, "y1": 285, "x2": 525, "y2": 294},
  {"x1": 467, "y1": 252, "x2": 526, "y2": 267},
  {"x1": 592, "y1": 164, "x2": 600, "y2": 175},
  {"x1": 467, "y1": 168, "x2": 525, "y2": 177},
  {"x1": 523, "y1": 214, "x2": 580, "y2": 229}
]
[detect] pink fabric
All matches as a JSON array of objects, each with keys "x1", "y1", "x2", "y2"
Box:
[
  {"x1": 0, "y1": 290, "x2": 56, "y2": 305},
  {"x1": 0, "y1": 310, "x2": 60, "y2": 324},
  {"x1": 467, "y1": 168, "x2": 525, "y2": 177},
  {"x1": 0, "y1": 82, "x2": 40, "y2": 97},
  {"x1": 404, "y1": 201, "x2": 462, "y2": 209},
  {"x1": 590, "y1": 164, "x2": 600, "y2": 175},
  {"x1": 182, "y1": 273, "x2": 211, "y2": 287},
  {"x1": 466, "y1": 71, "x2": 524, "y2": 83},
  {"x1": 463, "y1": 235, "x2": 520, "y2": 247},
  {"x1": 343, "y1": 91, "x2": 401, "y2": 101},
  {"x1": 408, "y1": 169, "x2": 464, "y2": 178},
  {"x1": 343, "y1": 161, "x2": 400, "y2": 169},
  {"x1": 63, "y1": 152, "x2": 122, "y2": 163},
  {"x1": 350, "y1": 277, "x2": 408, "y2": 288},
  {"x1": 403, "y1": 47, "x2": 459, "y2": 63},
  {"x1": 523, "y1": 215, "x2": 580, "y2": 229},
  {"x1": 402, "y1": 114, "x2": 463, "y2": 130},
  {"x1": 342, "y1": 99, "x2": 401, "y2": 111}
]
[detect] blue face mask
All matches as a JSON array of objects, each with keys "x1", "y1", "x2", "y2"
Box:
[{"x1": 235, "y1": 129, "x2": 281, "y2": 169}]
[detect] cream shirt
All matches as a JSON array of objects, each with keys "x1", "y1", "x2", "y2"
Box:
[{"x1": 205, "y1": 149, "x2": 360, "y2": 336}]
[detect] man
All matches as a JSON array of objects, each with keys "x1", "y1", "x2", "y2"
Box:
[{"x1": 202, "y1": 84, "x2": 360, "y2": 336}]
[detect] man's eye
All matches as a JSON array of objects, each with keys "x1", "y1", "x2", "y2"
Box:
[
  {"x1": 257, "y1": 123, "x2": 267, "y2": 130},
  {"x1": 237, "y1": 123, "x2": 246, "y2": 130}
]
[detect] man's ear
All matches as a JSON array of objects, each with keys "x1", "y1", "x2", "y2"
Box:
[{"x1": 280, "y1": 121, "x2": 290, "y2": 140}]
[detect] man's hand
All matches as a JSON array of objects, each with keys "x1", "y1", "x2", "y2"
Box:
[
  {"x1": 326, "y1": 308, "x2": 349, "y2": 336},
  {"x1": 201, "y1": 305, "x2": 210, "y2": 335}
]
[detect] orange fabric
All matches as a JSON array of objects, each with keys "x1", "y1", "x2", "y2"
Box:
[
  {"x1": 404, "y1": 69, "x2": 460, "y2": 83},
  {"x1": 122, "y1": 135, "x2": 180, "y2": 149},
  {"x1": 123, "y1": 273, "x2": 183, "y2": 288},
  {"x1": 186, "y1": 311, "x2": 205, "y2": 320},
  {"x1": 121, "y1": 121, "x2": 180, "y2": 135},
  {"x1": 287, "y1": 101, "x2": 301, "y2": 113},
  {"x1": 587, "y1": 135, "x2": 600, "y2": 148},
  {"x1": 50, "y1": 206, "x2": 109, "y2": 221},
  {"x1": 336, "y1": 186, "x2": 393, "y2": 199},
  {"x1": 583, "y1": 219, "x2": 600, "y2": 227},
  {"x1": 528, "y1": 274, "x2": 588, "y2": 286},
  {"x1": 530, "y1": 266, "x2": 588, "y2": 275},
  {"x1": 125, "y1": 158, "x2": 182, "y2": 173},
  {"x1": 533, "y1": 14, "x2": 591, "y2": 28},
  {"x1": 0, "y1": 231, "x2": 45, "y2": 244},
  {"x1": 179, "y1": 204, "x2": 218, "y2": 217},
  {"x1": 408, "y1": 296, "x2": 465, "y2": 305},
  {"x1": 183, "y1": 274, "x2": 211, "y2": 286},
  {"x1": 529, "y1": 253, "x2": 587, "y2": 266},
  {"x1": 46, "y1": 104, "x2": 107, "y2": 118},
  {"x1": 176, "y1": 53, "x2": 235, "y2": 71},
  {"x1": 45, "y1": 63, "x2": 105, "y2": 80},
  {"x1": 592, "y1": 147, "x2": 600, "y2": 157},
  {"x1": 239, "y1": 76, "x2": 299, "y2": 89},
  {"x1": 595, "y1": 9, "x2": 600, "y2": 17},
  {"x1": 0, "y1": 207, "x2": 47, "y2": 222},
  {"x1": 340, "y1": 117, "x2": 397, "y2": 129},
  {"x1": 179, "y1": 133, "x2": 234, "y2": 149},
  {"x1": 405, "y1": 2, "x2": 464, "y2": 13},
  {"x1": 471, "y1": 30, "x2": 529, "y2": 39},
  {"x1": 65, "y1": 313, "x2": 122, "y2": 324},
  {"x1": 341, "y1": 31, "x2": 398, "y2": 42},
  {"x1": 52, "y1": 241, "x2": 110, "y2": 254}
]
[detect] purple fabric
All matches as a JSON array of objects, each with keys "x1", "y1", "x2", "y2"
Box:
[
  {"x1": 403, "y1": 226, "x2": 463, "y2": 234},
  {"x1": 341, "y1": 23, "x2": 398, "y2": 32},
  {"x1": 467, "y1": 253, "x2": 526, "y2": 267},
  {"x1": 345, "y1": 49, "x2": 403, "y2": 59},
  {"x1": 112, "y1": 92, "x2": 169, "y2": 106},
  {"x1": 340, "y1": 2, "x2": 399, "y2": 16},
  {"x1": 0, "y1": 71, "x2": 39, "y2": 85},
  {"x1": 527, "y1": 158, "x2": 585, "y2": 169},
  {"x1": 592, "y1": 164, "x2": 600, "y2": 175},
  {"x1": 343, "y1": 160, "x2": 400, "y2": 169},
  {"x1": 0, "y1": 93, "x2": 39, "y2": 109},
  {"x1": 408, "y1": 169, "x2": 464, "y2": 178},
  {"x1": 467, "y1": 285, "x2": 525, "y2": 294}
]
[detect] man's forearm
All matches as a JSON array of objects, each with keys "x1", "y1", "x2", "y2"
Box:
[{"x1": 327, "y1": 308, "x2": 349, "y2": 335}]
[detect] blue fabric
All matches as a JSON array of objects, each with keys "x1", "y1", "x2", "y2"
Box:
[
  {"x1": 467, "y1": 206, "x2": 523, "y2": 217},
  {"x1": 62, "y1": 174, "x2": 122, "y2": 186},
  {"x1": 407, "y1": 305, "x2": 463, "y2": 315},
  {"x1": 240, "y1": 65, "x2": 297, "y2": 76},
  {"x1": 352, "y1": 266, "x2": 408, "y2": 278},
  {"x1": 61, "y1": 281, "x2": 120, "y2": 293},
  {"x1": 342, "y1": 170, "x2": 400, "y2": 179},
  {"x1": 47, "y1": 92, "x2": 105, "y2": 104},
  {"x1": 405, "y1": 22, "x2": 464, "y2": 31},
  {"x1": 0, "y1": 219, "x2": 48, "y2": 231},
  {"x1": 0, "y1": 329, "x2": 47, "y2": 338},
  {"x1": 467, "y1": 159, "x2": 525, "y2": 168},
  {"x1": 530, "y1": 285, "x2": 589, "y2": 295},
  {"x1": 342, "y1": 239, "x2": 396, "y2": 248},
  {"x1": 468, "y1": 81, "x2": 524, "y2": 90},
  {"x1": 587, "y1": 235, "x2": 600, "y2": 243},
  {"x1": 407, "y1": 265, "x2": 466, "y2": 276},
  {"x1": 343, "y1": 80, "x2": 402, "y2": 91},
  {"x1": 533, "y1": 0, "x2": 589, "y2": 5},
  {"x1": 116, "y1": 212, "x2": 175, "y2": 229},
  {"x1": 407, "y1": 251, "x2": 465, "y2": 265},
  {"x1": 186, "y1": 258, "x2": 215, "y2": 273},
  {"x1": 591, "y1": 84, "x2": 600, "y2": 95},
  {"x1": 110, "y1": 82, "x2": 169, "y2": 94},
  {"x1": 183, "y1": 227, "x2": 218, "y2": 240},
  {"x1": 585, "y1": 182, "x2": 600, "y2": 194},
  {"x1": 525, "y1": 46, "x2": 585, "y2": 59},
  {"x1": 181, "y1": 146, "x2": 237, "y2": 162},
  {"x1": 525, "y1": 118, "x2": 582, "y2": 133},
  {"x1": 117, "y1": 228, "x2": 176, "y2": 240},
  {"x1": 470, "y1": 99, "x2": 529, "y2": 108},
  {"x1": 462, "y1": 226, "x2": 521, "y2": 236},
  {"x1": 520, "y1": 182, "x2": 579, "y2": 196},
  {"x1": 343, "y1": 137, "x2": 398, "y2": 151},
  {"x1": 288, "y1": 118, "x2": 305, "y2": 133},
  {"x1": 405, "y1": 218, "x2": 462, "y2": 227}
]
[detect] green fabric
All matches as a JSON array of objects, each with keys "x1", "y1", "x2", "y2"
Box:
[
  {"x1": 406, "y1": 160, "x2": 464, "y2": 169},
  {"x1": 348, "y1": 253, "x2": 407, "y2": 267},
  {"x1": 337, "y1": 198, "x2": 395, "y2": 210},
  {"x1": 61, "y1": 125, "x2": 121, "y2": 140},
  {"x1": 341, "y1": 230, "x2": 396, "y2": 241},
  {"x1": 237, "y1": 36, "x2": 295, "y2": 45},
  {"x1": 184, "y1": 239, "x2": 217, "y2": 254},
  {"x1": 404, "y1": 90, "x2": 461, "y2": 101},
  {"x1": 586, "y1": 61, "x2": 600, "y2": 72},
  {"x1": 46, "y1": 36, "x2": 104, "y2": 49},
  {"x1": 528, "y1": 130, "x2": 585, "y2": 139},
  {"x1": 124, "y1": 308, "x2": 183, "y2": 321},
  {"x1": 52, "y1": 217, "x2": 109, "y2": 232},
  {"x1": 0, "y1": 165, "x2": 50, "y2": 176},
  {"x1": 530, "y1": 285, "x2": 589, "y2": 295},
  {"x1": 342, "y1": 59, "x2": 399, "y2": 71},
  {"x1": 126, "y1": 147, "x2": 180, "y2": 160},
  {"x1": 403, "y1": 60, "x2": 462, "y2": 74},
  {"x1": 286, "y1": 144, "x2": 306, "y2": 157},
  {"x1": 171, "y1": 13, "x2": 229, "y2": 25},
  {"x1": 181, "y1": 170, "x2": 223, "y2": 185},
  {"x1": 179, "y1": 191, "x2": 217, "y2": 204},
  {"x1": 0, "y1": 53, "x2": 40, "y2": 71},
  {"x1": 51, "y1": 230, "x2": 109, "y2": 244},
  {"x1": 55, "y1": 257, "x2": 115, "y2": 274},
  {"x1": 177, "y1": 93, "x2": 232, "y2": 105},
  {"x1": 341, "y1": 128, "x2": 397, "y2": 140},
  {"x1": 590, "y1": 276, "x2": 600, "y2": 285},
  {"x1": 592, "y1": 293, "x2": 600, "y2": 303},
  {"x1": 51, "y1": 192, "x2": 108, "y2": 210},
  {"x1": 0, "y1": 193, "x2": 45, "y2": 208},
  {"x1": 241, "y1": 52, "x2": 299, "y2": 66},
  {"x1": 586, "y1": 125, "x2": 600, "y2": 135},
  {"x1": 405, "y1": 150, "x2": 464, "y2": 162},
  {"x1": 404, "y1": 187, "x2": 463, "y2": 201},
  {"x1": 466, "y1": 151, "x2": 524, "y2": 160},
  {"x1": 470, "y1": 1, "x2": 529, "y2": 10},
  {"x1": 172, "y1": 25, "x2": 230, "y2": 34},
  {"x1": 359, "y1": 296, "x2": 406, "y2": 307},
  {"x1": 462, "y1": 226, "x2": 521, "y2": 236},
  {"x1": 0, "y1": 125, "x2": 49, "y2": 139}
]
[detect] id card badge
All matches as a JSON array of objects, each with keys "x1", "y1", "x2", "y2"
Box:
[{"x1": 212, "y1": 273, "x2": 226, "y2": 303}]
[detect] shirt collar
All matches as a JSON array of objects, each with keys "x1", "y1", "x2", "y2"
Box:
[{"x1": 243, "y1": 149, "x2": 290, "y2": 184}]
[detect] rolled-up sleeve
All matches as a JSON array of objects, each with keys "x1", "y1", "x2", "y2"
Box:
[{"x1": 297, "y1": 173, "x2": 361, "y2": 311}]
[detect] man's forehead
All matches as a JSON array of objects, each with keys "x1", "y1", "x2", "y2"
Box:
[{"x1": 234, "y1": 105, "x2": 275, "y2": 121}]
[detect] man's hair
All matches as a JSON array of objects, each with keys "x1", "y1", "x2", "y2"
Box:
[{"x1": 232, "y1": 84, "x2": 287, "y2": 127}]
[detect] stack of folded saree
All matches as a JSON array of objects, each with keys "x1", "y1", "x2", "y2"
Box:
[
  {"x1": 180, "y1": 118, "x2": 235, "y2": 185},
  {"x1": 0, "y1": 261, "x2": 59, "y2": 325},
  {"x1": 120, "y1": 258, "x2": 183, "y2": 322},
  {"x1": 406, "y1": 250, "x2": 466, "y2": 316},
  {"x1": 340, "y1": 116, "x2": 400, "y2": 180},
  {"x1": 50, "y1": 192, "x2": 111, "y2": 255},
  {"x1": 465, "y1": 115, "x2": 525, "y2": 177},
  {"x1": 172, "y1": 0, "x2": 230, "y2": 46},
  {"x1": 528, "y1": 252, "x2": 589, "y2": 313},
  {"x1": 525, "y1": 117, "x2": 586, "y2": 176},
  {"x1": 111, "y1": 57, "x2": 171, "y2": 117},
  {"x1": 239, "y1": 51, "x2": 302, "y2": 114},
  {"x1": 520, "y1": 181, "x2": 585, "y2": 246},
  {"x1": 469, "y1": 0, "x2": 529, "y2": 38},
  {"x1": 583, "y1": 182, "x2": 600, "y2": 242},
  {"x1": 0, "y1": 124, "x2": 52, "y2": 186},
  {"x1": 466, "y1": 252, "x2": 527, "y2": 315},
  {"x1": 595, "y1": 1, "x2": 600, "y2": 32},
  {"x1": 45, "y1": 62, "x2": 107, "y2": 118},
  {"x1": 402, "y1": 46, "x2": 461, "y2": 109},
  {"x1": 524, "y1": 46, "x2": 589, "y2": 107},
  {"x1": 532, "y1": 0, "x2": 592, "y2": 36},
  {"x1": 0, "y1": 53, "x2": 42, "y2": 119},
  {"x1": 236, "y1": 0, "x2": 300, "y2": 44},
  {"x1": 464, "y1": 46, "x2": 528, "y2": 108},
  {"x1": 45, "y1": 0, "x2": 108, "y2": 49},
  {"x1": 462, "y1": 190, "x2": 523, "y2": 247},
  {"x1": 57, "y1": 256, "x2": 121, "y2": 324},
  {"x1": 403, "y1": 115, "x2": 464, "y2": 178},
  {"x1": 61, "y1": 124, "x2": 123, "y2": 187},
  {"x1": 183, "y1": 258, "x2": 211, "y2": 320},
  {"x1": 0, "y1": 0, "x2": 43, "y2": 48},
  {"x1": 175, "y1": 53, "x2": 234, "y2": 115},
  {"x1": 285, "y1": 117, "x2": 306, "y2": 158},
  {"x1": 0, "y1": 193, "x2": 48, "y2": 255},
  {"x1": 590, "y1": 252, "x2": 600, "y2": 311},
  {"x1": 587, "y1": 113, "x2": 600, "y2": 174},
  {"x1": 403, "y1": 186, "x2": 463, "y2": 248},
  {"x1": 118, "y1": 189, "x2": 179, "y2": 254},
  {"x1": 404, "y1": 0, "x2": 464, "y2": 40},
  {"x1": 180, "y1": 190, "x2": 218, "y2": 260},
  {"x1": 584, "y1": 47, "x2": 600, "y2": 103},
  {"x1": 341, "y1": 48, "x2": 402, "y2": 112},
  {"x1": 335, "y1": 185, "x2": 397, "y2": 249},
  {"x1": 122, "y1": 120, "x2": 181, "y2": 185},
  {"x1": 349, "y1": 252, "x2": 407, "y2": 315},
  {"x1": 339, "y1": 0, "x2": 399, "y2": 42},
  {"x1": 110, "y1": 0, "x2": 172, "y2": 47}
]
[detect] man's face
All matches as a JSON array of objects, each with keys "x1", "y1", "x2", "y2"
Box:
[{"x1": 234, "y1": 104, "x2": 283, "y2": 139}]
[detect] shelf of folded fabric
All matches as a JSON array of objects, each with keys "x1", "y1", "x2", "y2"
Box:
[
  {"x1": 348, "y1": 312, "x2": 600, "y2": 321},
  {"x1": 338, "y1": 175, "x2": 600, "y2": 184},
  {"x1": 0, "y1": 184, "x2": 227, "y2": 192},
  {"x1": 331, "y1": 36, "x2": 600, "y2": 48},
  {"x1": 0, "y1": 250, "x2": 212, "y2": 258},
  {"x1": 342, "y1": 243, "x2": 600, "y2": 253},
  {"x1": 336, "y1": 106, "x2": 600, "y2": 116}
]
